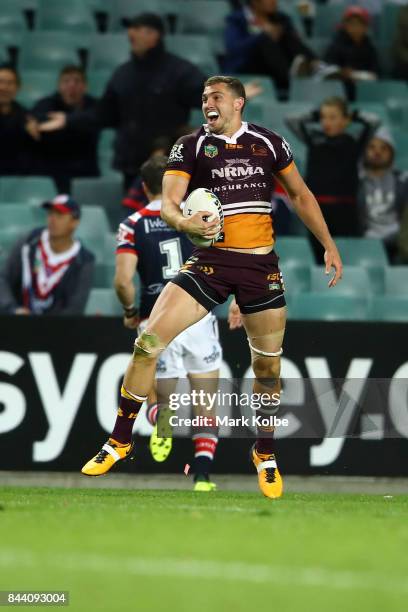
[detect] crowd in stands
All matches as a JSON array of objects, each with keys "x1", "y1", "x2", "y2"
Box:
[{"x1": 1, "y1": 0, "x2": 408, "y2": 316}]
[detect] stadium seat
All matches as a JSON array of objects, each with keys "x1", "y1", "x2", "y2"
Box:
[
  {"x1": 19, "y1": 33, "x2": 85, "y2": 71},
  {"x1": 85, "y1": 288, "x2": 122, "y2": 316},
  {"x1": 176, "y1": 1, "x2": 230, "y2": 36},
  {"x1": 213, "y1": 295, "x2": 234, "y2": 319},
  {"x1": 36, "y1": 0, "x2": 96, "y2": 33},
  {"x1": 0, "y1": 2, "x2": 27, "y2": 32},
  {"x1": 87, "y1": 69, "x2": 110, "y2": 97},
  {"x1": 72, "y1": 176, "x2": 122, "y2": 231},
  {"x1": 93, "y1": 262, "x2": 115, "y2": 289},
  {"x1": 0, "y1": 177, "x2": 56, "y2": 206},
  {"x1": 18, "y1": 70, "x2": 56, "y2": 107},
  {"x1": 307, "y1": 37, "x2": 330, "y2": 58},
  {"x1": 310, "y1": 266, "x2": 372, "y2": 295},
  {"x1": 384, "y1": 267, "x2": 408, "y2": 296},
  {"x1": 166, "y1": 35, "x2": 218, "y2": 75},
  {"x1": 0, "y1": 203, "x2": 37, "y2": 230},
  {"x1": 334, "y1": 238, "x2": 388, "y2": 293},
  {"x1": 88, "y1": 34, "x2": 129, "y2": 71},
  {"x1": 368, "y1": 296, "x2": 408, "y2": 322},
  {"x1": 0, "y1": 226, "x2": 32, "y2": 253},
  {"x1": 282, "y1": 266, "x2": 311, "y2": 295},
  {"x1": 313, "y1": 4, "x2": 345, "y2": 37},
  {"x1": 378, "y1": 4, "x2": 401, "y2": 43},
  {"x1": 290, "y1": 78, "x2": 344, "y2": 103},
  {"x1": 107, "y1": 0, "x2": 181, "y2": 31},
  {"x1": 290, "y1": 293, "x2": 368, "y2": 321},
  {"x1": 355, "y1": 80, "x2": 408, "y2": 104},
  {"x1": 391, "y1": 131, "x2": 408, "y2": 165},
  {"x1": 274, "y1": 237, "x2": 316, "y2": 267}
]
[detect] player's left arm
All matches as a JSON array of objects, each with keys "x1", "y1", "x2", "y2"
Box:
[
  {"x1": 276, "y1": 163, "x2": 343, "y2": 287},
  {"x1": 114, "y1": 252, "x2": 140, "y2": 329}
]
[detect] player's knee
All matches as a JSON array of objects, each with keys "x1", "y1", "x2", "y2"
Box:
[
  {"x1": 132, "y1": 329, "x2": 166, "y2": 362},
  {"x1": 252, "y1": 355, "x2": 281, "y2": 388}
]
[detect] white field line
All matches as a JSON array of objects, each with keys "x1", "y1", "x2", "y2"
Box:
[{"x1": 0, "y1": 550, "x2": 406, "y2": 594}]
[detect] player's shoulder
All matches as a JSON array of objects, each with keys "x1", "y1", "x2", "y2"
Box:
[
  {"x1": 246, "y1": 122, "x2": 289, "y2": 145},
  {"x1": 173, "y1": 126, "x2": 205, "y2": 146}
]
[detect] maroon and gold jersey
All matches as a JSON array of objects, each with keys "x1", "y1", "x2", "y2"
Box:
[{"x1": 164, "y1": 121, "x2": 294, "y2": 249}]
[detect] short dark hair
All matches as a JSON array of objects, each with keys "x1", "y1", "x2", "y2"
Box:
[
  {"x1": 0, "y1": 63, "x2": 20, "y2": 85},
  {"x1": 140, "y1": 155, "x2": 168, "y2": 195},
  {"x1": 59, "y1": 65, "x2": 86, "y2": 81},
  {"x1": 320, "y1": 96, "x2": 349, "y2": 117},
  {"x1": 204, "y1": 75, "x2": 246, "y2": 110}
]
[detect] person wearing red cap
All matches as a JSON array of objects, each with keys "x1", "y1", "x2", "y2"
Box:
[
  {"x1": 324, "y1": 5, "x2": 379, "y2": 99},
  {"x1": 0, "y1": 195, "x2": 94, "y2": 315}
]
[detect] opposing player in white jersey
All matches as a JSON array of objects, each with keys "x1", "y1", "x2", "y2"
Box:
[{"x1": 82, "y1": 156, "x2": 221, "y2": 491}]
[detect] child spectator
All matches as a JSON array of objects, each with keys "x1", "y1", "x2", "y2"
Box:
[{"x1": 285, "y1": 96, "x2": 380, "y2": 257}]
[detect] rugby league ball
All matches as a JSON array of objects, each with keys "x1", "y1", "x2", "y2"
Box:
[{"x1": 183, "y1": 188, "x2": 224, "y2": 247}]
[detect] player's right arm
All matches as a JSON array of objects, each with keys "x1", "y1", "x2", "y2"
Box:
[{"x1": 162, "y1": 172, "x2": 220, "y2": 239}]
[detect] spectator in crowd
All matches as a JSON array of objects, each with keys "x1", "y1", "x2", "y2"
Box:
[
  {"x1": 223, "y1": 0, "x2": 318, "y2": 98},
  {"x1": 393, "y1": 5, "x2": 408, "y2": 80},
  {"x1": 0, "y1": 195, "x2": 94, "y2": 315},
  {"x1": 324, "y1": 6, "x2": 379, "y2": 99},
  {"x1": 31, "y1": 65, "x2": 100, "y2": 193},
  {"x1": 0, "y1": 64, "x2": 38, "y2": 175},
  {"x1": 358, "y1": 128, "x2": 408, "y2": 260},
  {"x1": 39, "y1": 13, "x2": 205, "y2": 190},
  {"x1": 285, "y1": 96, "x2": 380, "y2": 258}
]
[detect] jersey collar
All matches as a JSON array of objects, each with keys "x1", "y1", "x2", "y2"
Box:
[{"x1": 204, "y1": 121, "x2": 248, "y2": 144}]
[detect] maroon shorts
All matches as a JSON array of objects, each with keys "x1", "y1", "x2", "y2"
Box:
[{"x1": 171, "y1": 247, "x2": 285, "y2": 314}]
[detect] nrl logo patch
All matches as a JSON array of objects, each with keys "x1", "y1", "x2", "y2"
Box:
[{"x1": 204, "y1": 144, "x2": 218, "y2": 158}]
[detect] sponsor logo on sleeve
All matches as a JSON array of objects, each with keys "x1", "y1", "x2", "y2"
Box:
[{"x1": 169, "y1": 143, "x2": 184, "y2": 162}]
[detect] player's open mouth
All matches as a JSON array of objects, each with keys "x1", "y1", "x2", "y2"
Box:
[{"x1": 207, "y1": 111, "x2": 219, "y2": 125}]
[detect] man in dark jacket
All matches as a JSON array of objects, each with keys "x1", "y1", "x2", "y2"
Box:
[
  {"x1": 0, "y1": 195, "x2": 94, "y2": 315},
  {"x1": 224, "y1": 0, "x2": 317, "y2": 97},
  {"x1": 39, "y1": 13, "x2": 205, "y2": 189},
  {"x1": 0, "y1": 64, "x2": 37, "y2": 175},
  {"x1": 31, "y1": 65, "x2": 100, "y2": 193}
]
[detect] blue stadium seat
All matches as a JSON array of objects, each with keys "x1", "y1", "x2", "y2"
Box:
[
  {"x1": 87, "y1": 69, "x2": 110, "y2": 97},
  {"x1": 313, "y1": 4, "x2": 345, "y2": 37},
  {"x1": 36, "y1": 0, "x2": 96, "y2": 33},
  {"x1": 18, "y1": 70, "x2": 56, "y2": 107},
  {"x1": 166, "y1": 35, "x2": 218, "y2": 75},
  {"x1": 0, "y1": 177, "x2": 56, "y2": 205},
  {"x1": 282, "y1": 266, "x2": 311, "y2": 295},
  {"x1": 368, "y1": 296, "x2": 408, "y2": 322},
  {"x1": 72, "y1": 176, "x2": 123, "y2": 231},
  {"x1": 384, "y1": 267, "x2": 408, "y2": 296},
  {"x1": 107, "y1": 0, "x2": 179, "y2": 32},
  {"x1": 310, "y1": 266, "x2": 372, "y2": 296},
  {"x1": 93, "y1": 262, "x2": 116, "y2": 289},
  {"x1": 85, "y1": 288, "x2": 122, "y2": 316},
  {"x1": 290, "y1": 78, "x2": 344, "y2": 103},
  {"x1": 88, "y1": 34, "x2": 129, "y2": 71},
  {"x1": 274, "y1": 237, "x2": 316, "y2": 267},
  {"x1": 378, "y1": 4, "x2": 401, "y2": 43},
  {"x1": 176, "y1": 1, "x2": 230, "y2": 36},
  {"x1": 19, "y1": 32, "x2": 85, "y2": 70},
  {"x1": 0, "y1": 1, "x2": 27, "y2": 32},
  {"x1": 355, "y1": 80, "x2": 408, "y2": 104},
  {"x1": 290, "y1": 293, "x2": 368, "y2": 321},
  {"x1": 334, "y1": 238, "x2": 388, "y2": 293}
]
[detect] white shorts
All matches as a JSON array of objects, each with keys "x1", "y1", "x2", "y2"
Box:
[{"x1": 138, "y1": 314, "x2": 222, "y2": 378}]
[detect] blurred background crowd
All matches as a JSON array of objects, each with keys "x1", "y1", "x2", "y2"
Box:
[{"x1": 1, "y1": 0, "x2": 408, "y2": 321}]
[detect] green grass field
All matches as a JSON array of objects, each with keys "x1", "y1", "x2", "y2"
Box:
[{"x1": 0, "y1": 487, "x2": 407, "y2": 612}]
